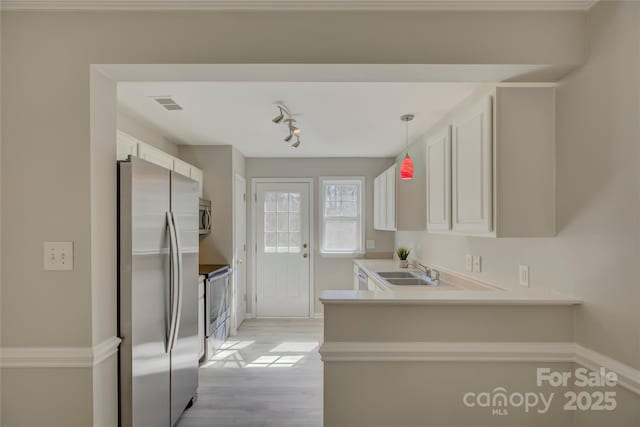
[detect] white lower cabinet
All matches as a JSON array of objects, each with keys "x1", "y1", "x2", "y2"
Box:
[{"x1": 426, "y1": 127, "x2": 452, "y2": 232}]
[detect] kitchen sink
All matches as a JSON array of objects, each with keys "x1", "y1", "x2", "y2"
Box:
[
  {"x1": 386, "y1": 278, "x2": 433, "y2": 286},
  {"x1": 376, "y1": 271, "x2": 419, "y2": 279}
]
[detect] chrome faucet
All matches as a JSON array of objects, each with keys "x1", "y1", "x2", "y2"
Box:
[
  {"x1": 417, "y1": 263, "x2": 440, "y2": 283},
  {"x1": 416, "y1": 263, "x2": 430, "y2": 277}
]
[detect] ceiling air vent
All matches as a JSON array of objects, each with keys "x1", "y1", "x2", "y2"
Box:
[{"x1": 151, "y1": 97, "x2": 183, "y2": 111}]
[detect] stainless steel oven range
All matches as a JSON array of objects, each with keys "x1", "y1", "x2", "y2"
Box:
[{"x1": 200, "y1": 265, "x2": 232, "y2": 359}]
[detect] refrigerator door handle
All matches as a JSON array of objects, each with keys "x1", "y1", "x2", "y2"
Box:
[
  {"x1": 169, "y1": 211, "x2": 184, "y2": 353},
  {"x1": 166, "y1": 211, "x2": 180, "y2": 353}
]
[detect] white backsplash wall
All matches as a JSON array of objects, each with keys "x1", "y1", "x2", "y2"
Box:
[{"x1": 395, "y1": 231, "x2": 573, "y2": 294}]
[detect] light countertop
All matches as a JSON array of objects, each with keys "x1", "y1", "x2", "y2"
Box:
[{"x1": 320, "y1": 259, "x2": 581, "y2": 306}]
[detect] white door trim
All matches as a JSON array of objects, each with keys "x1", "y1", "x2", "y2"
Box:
[
  {"x1": 251, "y1": 178, "x2": 315, "y2": 318},
  {"x1": 231, "y1": 174, "x2": 247, "y2": 334}
]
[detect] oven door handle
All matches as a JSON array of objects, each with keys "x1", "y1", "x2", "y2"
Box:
[
  {"x1": 166, "y1": 211, "x2": 181, "y2": 353},
  {"x1": 205, "y1": 207, "x2": 212, "y2": 232}
]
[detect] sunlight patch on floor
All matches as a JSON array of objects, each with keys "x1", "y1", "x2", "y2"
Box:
[
  {"x1": 270, "y1": 342, "x2": 319, "y2": 353},
  {"x1": 202, "y1": 340, "x2": 314, "y2": 369}
]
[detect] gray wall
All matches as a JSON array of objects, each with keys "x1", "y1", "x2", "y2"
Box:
[
  {"x1": 117, "y1": 107, "x2": 180, "y2": 157},
  {"x1": 246, "y1": 158, "x2": 396, "y2": 314},
  {"x1": 178, "y1": 145, "x2": 246, "y2": 265},
  {"x1": 0, "y1": 7, "x2": 593, "y2": 426},
  {"x1": 397, "y1": 1, "x2": 640, "y2": 371}
]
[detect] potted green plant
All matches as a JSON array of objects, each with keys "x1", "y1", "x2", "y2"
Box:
[{"x1": 396, "y1": 247, "x2": 411, "y2": 268}]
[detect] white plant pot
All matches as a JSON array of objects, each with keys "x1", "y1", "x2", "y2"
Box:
[{"x1": 399, "y1": 259, "x2": 409, "y2": 268}]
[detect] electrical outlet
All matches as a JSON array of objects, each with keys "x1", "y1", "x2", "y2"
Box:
[
  {"x1": 519, "y1": 265, "x2": 530, "y2": 287},
  {"x1": 465, "y1": 255, "x2": 473, "y2": 271},
  {"x1": 473, "y1": 255, "x2": 482, "y2": 273},
  {"x1": 44, "y1": 242, "x2": 74, "y2": 271},
  {"x1": 366, "y1": 240, "x2": 376, "y2": 250}
]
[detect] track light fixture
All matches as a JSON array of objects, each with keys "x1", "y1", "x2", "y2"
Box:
[
  {"x1": 272, "y1": 106, "x2": 285, "y2": 124},
  {"x1": 272, "y1": 104, "x2": 303, "y2": 148}
]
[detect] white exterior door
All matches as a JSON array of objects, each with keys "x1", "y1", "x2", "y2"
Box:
[
  {"x1": 256, "y1": 182, "x2": 311, "y2": 317},
  {"x1": 451, "y1": 95, "x2": 493, "y2": 234},
  {"x1": 426, "y1": 128, "x2": 452, "y2": 232},
  {"x1": 233, "y1": 175, "x2": 247, "y2": 331}
]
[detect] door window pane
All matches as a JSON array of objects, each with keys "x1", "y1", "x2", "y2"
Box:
[
  {"x1": 264, "y1": 191, "x2": 303, "y2": 253},
  {"x1": 277, "y1": 232, "x2": 289, "y2": 253},
  {"x1": 277, "y1": 213, "x2": 289, "y2": 232},
  {"x1": 264, "y1": 213, "x2": 277, "y2": 232},
  {"x1": 265, "y1": 192, "x2": 277, "y2": 212},
  {"x1": 277, "y1": 192, "x2": 289, "y2": 212},
  {"x1": 264, "y1": 232, "x2": 277, "y2": 253}
]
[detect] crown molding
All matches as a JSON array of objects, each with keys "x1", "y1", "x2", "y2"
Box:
[
  {"x1": 0, "y1": 336, "x2": 121, "y2": 368},
  {"x1": 0, "y1": 0, "x2": 598, "y2": 11}
]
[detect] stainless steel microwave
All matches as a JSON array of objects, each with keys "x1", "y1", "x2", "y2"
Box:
[{"x1": 199, "y1": 199, "x2": 212, "y2": 235}]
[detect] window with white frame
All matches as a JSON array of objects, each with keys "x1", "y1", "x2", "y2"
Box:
[{"x1": 320, "y1": 177, "x2": 365, "y2": 255}]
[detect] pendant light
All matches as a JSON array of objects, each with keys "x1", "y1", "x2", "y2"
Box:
[{"x1": 400, "y1": 114, "x2": 415, "y2": 180}]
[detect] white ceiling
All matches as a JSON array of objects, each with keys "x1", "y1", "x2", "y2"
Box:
[{"x1": 118, "y1": 82, "x2": 481, "y2": 158}]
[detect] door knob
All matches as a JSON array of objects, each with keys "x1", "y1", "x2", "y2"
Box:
[
  {"x1": 303, "y1": 253, "x2": 308, "y2": 258},
  {"x1": 303, "y1": 243, "x2": 308, "y2": 248}
]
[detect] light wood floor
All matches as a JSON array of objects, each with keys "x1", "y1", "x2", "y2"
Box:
[{"x1": 176, "y1": 319, "x2": 324, "y2": 427}]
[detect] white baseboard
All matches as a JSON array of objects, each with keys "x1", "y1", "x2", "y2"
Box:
[
  {"x1": 0, "y1": 336, "x2": 121, "y2": 368},
  {"x1": 574, "y1": 344, "x2": 640, "y2": 396},
  {"x1": 320, "y1": 341, "x2": 640, "y2": 396}
]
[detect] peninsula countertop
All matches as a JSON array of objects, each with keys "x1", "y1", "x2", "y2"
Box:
[{"x1": 320, "y1": 259, "x2": 581, "y2": 306}]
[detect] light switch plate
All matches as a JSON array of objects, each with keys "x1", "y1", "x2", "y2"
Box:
[
  {"x1": 465, "y1": 255, "x2": 473, "y2": 272},
  {"x1": 519, "y1": 265, "x2": 530, "y2": 287},
  {"x1": 44, "y1": 242, "x2": 74, "y2": 271},
  {"x1": 472, "y1": 255, "x2": 482, "y2": 273},
  {"x1": 366, "y1": 240, "x2": 376, "y2": 250}
]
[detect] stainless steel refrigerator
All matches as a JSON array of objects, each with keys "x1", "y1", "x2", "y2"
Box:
[{"x1": 118, "y1": 156, "x2": 199, "y2": 427}]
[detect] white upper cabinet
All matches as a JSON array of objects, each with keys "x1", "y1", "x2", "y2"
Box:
[
  {"x1": 117, "y1": 130, "x2": 205, "y2": 199},
  {"x1": 189, "y1": 167, "x2": 204, "y2": 199},
  {"x1": 426, "y1": 127, "x2": 451, "y2": 232},
  {"x1": 384, "y1": 165, "x2": 396, "y2": 230},
  {"x1": 423, "y1": 86, "x2": 556, "y2": 238},
  {"x1": 373, "y1": 175, "x2": 381, "y2": 229},
  {"x1": 138, "y1": 142, "x2": 175, "y2": 170},
  {"x1": 373, "y1": 164, "x2": 396, "y2": 231},
  {"x1": 116, "y1": 130, "x2": 139, "y2": 161},
  {"x1": 451, "y1": 95, "x2": 493, "y2": 234},
  {"x1": 173, "y1": 158, "x2": 192, "y2": 177}
]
